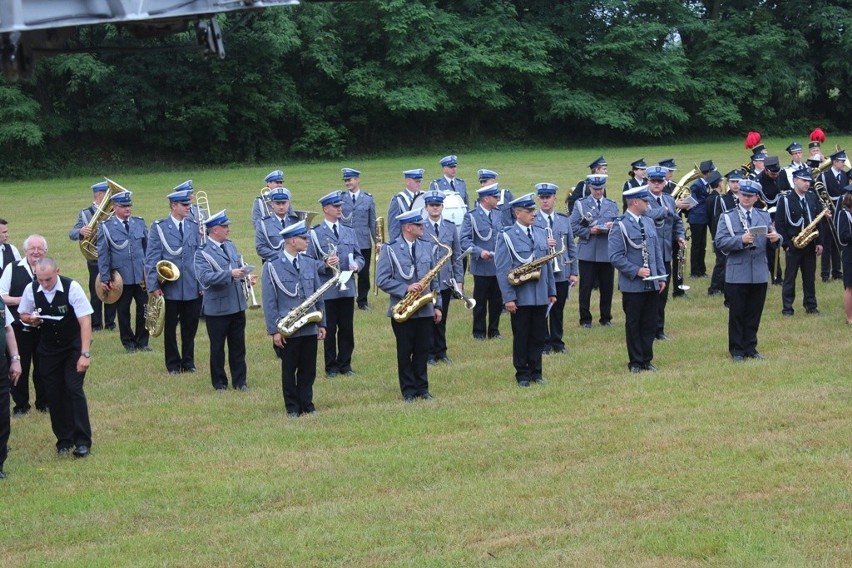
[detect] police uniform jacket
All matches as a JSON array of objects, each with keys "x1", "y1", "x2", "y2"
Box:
[
  {"x1": 97, "y1": 215, "x2": 147, "y2": 285},
  {"x1": 69, "y1": 203, "x2": 98, "y2": 266},
  {"x1": 495, "y1": 188, "x2": 516, "y2": 228},
  {"x1": 144, "y1": 216, "x2": 201, "y2": 300},
  {"x1": 255, "y1": 214, "x2": 293, "y2": 262},
  {"x1": 460, "y1": 205, "x2": 502, "y2": 277},
  {"x1": 194, "y1": 239, "x2": 248, "y2": 316},
  {"x1": 757, "y1": 172, "x2": 781, "y2": 209},
  {"x1": 423, "y1": 218, "x2": 463, "y2": 291},
  {"x1": 569, "y1": 196, "x2": 619, "y2": 262},
  {"x1": 836, "y1": 206, "x2": 852, "y2": 247},
  {"x1": 782, "y1": 163, "x2": 807, "y2": 192},
  {"x1": 340, "y1": 190, "x2": 377, "y2": 250},
  {"x1": 306, "y1": 222, "x2": 365, "y2": 300},
  {"x1": 495, "y1": 224, "x2": 556, "y2": 305},
  {"x1": 644, "y1": 193, "x2": 685, "y2": 262},
  {"x1": 387, "y1": 190, "x2": 422, "y2": 242},
  {"x1": 775, "y1": 191, "x2": 826, "y2": 248},
  {"x1": 261, "y1": 254, "x2": 326, "y2": 338},
  {"x1": 252, "y1": 196, "x2": 300, "y2": 226},
  {"x1": 714, "y1": 207, "x2": 781, "y2": 284},
  {"x1": 709, "y1": 192, "x2": 738, "y2": 238},
  {"x1": 432, "y1": 177, "x2": 469, "y2": 208},
  {"x1": 375, "y1": 237, "x2": 442, "y2": 319},
  {"x1": 821, "y1": 169, "x2": 848, "y2": 206},
  {"x1": 608, "y1": 214, "x2": 666, "y2": 292},
  {"x1": 687, "y1": 178, "x2": 709, "y2": 224},
  {"x1": 534, "y1": 210, "x2": 578, "y2": 282}
]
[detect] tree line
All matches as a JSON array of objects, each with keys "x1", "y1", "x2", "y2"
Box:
[{"x1": 2, "y1": 0, "x2": 851, "y2": 179}]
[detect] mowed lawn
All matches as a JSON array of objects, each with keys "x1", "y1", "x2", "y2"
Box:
[{"x1": 0, "y1": 140, "x2": 850, "y2": 567}]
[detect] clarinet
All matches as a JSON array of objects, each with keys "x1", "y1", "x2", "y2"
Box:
[
  {"x1": 736, "y1": 206, "x2": 756, "y2": 249},
  {"x1": 639, "y1": 222, "x2": 653, "y2": 291}
]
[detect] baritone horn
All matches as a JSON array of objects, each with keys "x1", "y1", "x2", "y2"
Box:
[
  {"x1": 144, "y1": 294, "x2": 166, "y2": 337},
  {"x1": 155, "y1": 260, "x2": 180, "y2": 284},
  {"x1": 79, "y1": 178, "x2": 122, "y2": 261}
]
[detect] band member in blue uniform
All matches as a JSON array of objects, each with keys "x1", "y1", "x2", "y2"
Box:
[
  {"x1": 686, "y1": 161, "x2": 717, "y2": 278},
  {"x1": 387, "y1": 169, "x2": 425, "y2": 242},
  {"x1": 496, "y1": 193, "x2": 556, "y2": 387},
  {"x1": 252, "y1": 169, "x2": 299, "y2": 226},
  {"x1": 714, "y1": 179, "x2": 782, "y2": 361},
  {"x1": 145, "y1": 189, "x2": 202, "y2": 374},
  {"x1": 477, "y1": 169, "x2": 515, "y2": 227},
  {"x1": 340, "y1": 168, "x2": 377, "y2": 309},
  {"x1": 0, "y1": 304, "x2": 23, "y2": 477},
  {"x1": 779, "y1": 141, "x2": 807, "y2": 194},
  {"x1": 308, "y1": 191, "x2": 365, "y2": 378},
  {"x1": 566, "y1": 156, "x2": 608, "y2": 213},
  {"x1": 644, "y1": 166, "x2": 685, "y2": 340},
  {"x1": 68, "y1": 181, "x2": 116, "y2": 331},
  {"x1": 775, "y1": 169, "x2": 826, "y2": 317},
  {"x1": 569, "y1": 174, "x2": 618, "y2": 328},
  {"x1": 376, "y1": 209, "x2": 443, "y2": 402},
  {"x1": 194, "y1": 210, "x2": 251, "y2": 391},
  {"x1": 18, "y1": 257, "x2": 94, "y2": 458},
  {"x1": 819, "y1": 149, "x2": 848, "y2": 282},
  {"x1": 262, "y1": 221, "x2": 327, "y2": 417},
  {"x1": 533, "y1": 183, "x2": 577, "y2": 354},
  {"x1": 707, "y1": 171, "x2": 742, "y2": 298},
  {"x1": 422, "y1": 190, "x2": 464, "y2": 364},
  {"x1": 461, "y1": 183, "x2": 505, "y2": 339},
  {"x1": 836, "y1": 185, "x2": 852, "y2": 323},
  {"x1": 97, "y1": 190, "x2": 149, "y2": 352},
  {"x1": 254, "y1": 187, "x2": 294, "y2": 262},
  {"x1": 432, "y1": 155, "x2": 469, "y2": 207},
  {"x1": 609, "y1": 186, "x2": 667, "y2": 373},
  {"x1": 621, "y1": 158, "x2": 647, "y2": 212}
]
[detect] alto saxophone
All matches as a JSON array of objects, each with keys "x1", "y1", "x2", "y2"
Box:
[
  {"x1": 391, "y1": 236, "x2": 453, "y2": 323},
  {"x1": 507, "y1": 241, "x2": 566, "y2": 286},
  {"x1": 276, "y1": 263, "x2": 342, "y2": 337}
]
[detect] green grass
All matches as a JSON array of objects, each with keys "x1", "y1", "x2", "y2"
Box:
[{"x1": 1, "y1": 139, "x2": 850, "y2": 567}]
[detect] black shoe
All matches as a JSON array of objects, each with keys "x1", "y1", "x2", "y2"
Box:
[
  {"x1": 35, "y1": 406, "x2": 49, "y2": 413},
  {"x1": 138, "y1": 345, "x2": 153, "y2": 352},
  {"x1": 105, "y1": 324, "x2": 117, "y2": 331},
  {"x1": 420, "y1": 392, "x2": 434, "y2": 400},
  {"x1": 531, "y1": 377, "x2": 547, "y2": 385},
  {"x1": 57, "y1": 447, "x2": 72, "y2": 457},
  {"x1": 643, "y1": 363, "x2": 657, "y2": 372},
  {"x1": 326, "y1": 371, "x2": 339, "y2": 378},
  {"x1": 806, "y1": 308, "x2": 820, "y2": 315},
  {"x1": 12, "y1": 408, "x2": 29, "y2": 417},
  {"x1": 124, "y1": 346, "x2": 137, "y2": 353},
  {"x1": 551, "y1": 347, "x2": 567, "y2": 354},
  {"x1": 473, "y1": 334, "x2": 487, "y2": 340},
  {"x1": 782, "y1": 310, "x2": 794, "y2": 317},
  {"x1": 772, "y1": 278, "x2": 783, "y2": 285},
  {"x1": 655, "y1": 333, "x2": 671, "y2": 341},
  {"x1": 518, "y1": 380, "x2": 531, "y2": 388},
  {"x1": 214, "y1": 385, "x2": 227, "y2": 391},
  {"x1": 821, "y1": 277, "x2": 831, "y2": 283},
  {"x1": 357, "y1": 304, "x2": 369, "y2": 310},
  {"x1": 489, "y1": 333, "x2": 503, "y2": 340},
  {"x1": 287, "y1": 412, "x2": 300, "y2": 418},
  {"x1": 542, "y1": 347, "x2": 553, "y2": 356},
  {"x1": 181, "y1": 366, "x2": 197, "y2": 373},
  {"x1": 403, "y1": 395, "x2": 416, "y2": 403},
  {"x1": 236, "y1": 384, "x2": 249, "y2": 391},
  {"x1": 92, "y1": 325, "x2": 103, "y2": 332},
  {"x1": 72, "y1": 445, "x2": 90, "y2": 458},
  {"x1": 707, "y1": 289, "x2": 722, "y2": 296},
  {"x1": 748, "y1": 352, "x2": 766, "y2": 360},
  {"x1": 342, "y1": 370, "x2": 357, "y2": 376},
  {"x1": 168, "y1": 370, "x2": 181, "y2": 375},
  {"x1": 832, "y1": 273, "x2": 843, "y2": 281},
  {"x1": 629, "y1": 365, "x2": 642, "y2": 374},
  {"x1": 437, "y1": 356, "x2": 453, "y2": 364},
  {"x1": 580, "y1": 322, "x2": 592, "y2": 329},
  {"x1": 600, "y1": 321, "x2": 613, "y2": 327},
  {"x1": 732, "y1": 355, "x2": 745, "y2": 362},
  {"x1": 427, "y1": 357, "x2": 437, "y2": 366}
]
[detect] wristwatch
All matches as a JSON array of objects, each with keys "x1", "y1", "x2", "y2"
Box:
[
  {"x1": 11, "y1": 354, "x2": 20, "y2": 361},
  {"x1": 81, "y1": 351, "x2": 92, "y2": 359}
]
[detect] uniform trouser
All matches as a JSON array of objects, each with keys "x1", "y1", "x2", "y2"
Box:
[
  {"x1": 782, "y1": 245, "x2": 818, "y2": 312},
  {"x1": 164, "y1": 297, "x2": 202, "y2": 372},
  {"x1": 545, "y1": 280, "x2": 570, "y2": 351},
  {"x1": 471, "y1": 275, "x2": 502, "y2": 338},
  {"x1": 672, "y1": 215, "x2": 687, "y2": 297},
  {"x1": 622, "y1": 290, "x2": 659, "y2": 368},
  {"x1": 116, "y1": 283, "x2": 149, "y2": 349},
  {"x1": 356, "y1": 248, "x2": 372, "y2": 307},
  {"x1": 204, "y1": 311, "x2": 247, "y2": 389},
  {"x1": 767, "y1": 245, "x2": 783, "y2": 282},
  {"x1": 689, "y1": 223, "x2": 708, "y2": 276},
  {"x1": 430, "y1": 288, "x2": 453, "y2": 359},
  {"x1": 324, "y1": 297, "x2": 355, "y2": 374},
  {"x1": 0, "y1": 369, "x2": 10, "y2": 470},
  {"x1": 391, "y1": 316, "x2": 432, "y2": 398},
  {"x1": 821, "y1": 238, "x2": 842, "y2": 279},
  {"x1": 511, "y1": 305, "x2": 548, "y2": 382},
  {"x1": 656, "y1": 261, "x2": 672, "y2": 335},
  {"x1": 39, "y1": 347, "x2": 92, "y2": 450},
  {"x1": 578, "y1": 260, "x2": 614, "y2": 325},
  {"x1": 10, "y1": 324, "x2": 47, "y2": 412},
  {"x1": 710, "y1": 246, "x2": 727, "y2": 293},
  {"x1": 726, "y1": 282, "x2": 767, "y2": 357},
  {"x1": 87, "y1": 262, "x2": 116, "y2": 329},
  {"x1": 275, "y1": 335, "x2": 317, "y2": 415}
]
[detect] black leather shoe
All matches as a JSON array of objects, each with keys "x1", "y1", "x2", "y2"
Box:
[
  {"x1": 92, "y1": 325, "x2": 103, "y2": 332},
  {"x1": 420, "y1": 392, "x2": 434, "y2": 400},
  {"x1": 36, "y1": 406, "x2": 48, "y2": 413},
  {"x1": 489, "y1": 333, "x2": 503, "y2": 340},
  {"x1": 342, "y1": 370, "x2": 357, "y2": 376},
  {"x1": 580, "y1": 322, "x2": 592, "y2": 329},
  {"x1": 732, "y1": 355, "x2": 745, "y2": 362},
  {"x1": 806, "y1": 308, "x2": 820, "y2": 315},
  {"x1": 72, "y1": 445, "x2": 90, "y2": 458},
  {"x1": 105, "y1": 324, "x2": 117, "y2": 331},
  {"x1": 168, "y1": 370, "x2": 181, "y2": 375},
  {"x1": 214, "y1": 385, "x2": 227, "y2": 392},
  {"x1": 821, "y1": 277, "x2": 831, "y2": 283},
  {"x1": 600, "y1": 321, "x2": 613, "y2": 327},
  {"x1": 357, "y1": 304, "x2": 369, "y2": 311},
  {"x1": 655, "y1": 333, "x2": 671, "y2": 341},
  {"x1": 438, "y1": 356, "x2": 453, "y2": 364},
  {"x1": 57, "y1": 447, "x2": 71, "y2": 457},
  {"x1": 124, "y1": 346, "x2": 137, "y2": 353},
  {"x1": 12, "y1": 408, "x2": 28, "y2": 417},
  {"x1": 748, "y1": 352, "x2": 766, "y2": 360},
  {"x1": 531, "y1": 377, "x2": 547, "y2": 385},
  {"x1": 643, "y1": 363, "x2": 657, "y2": 372},
  {"x1": 629, "y1": 365, "x2": 642, "y2": 373},
  {"x1": 782, "y1": 310, "x2": 794, "y2": 317},
  {"x1": 138, "y1": 346, "x2": 153, "y2": 352},
  {"x1": 427, "y1": 357, "x2": 437, "y2": 366},
  {"x1": 552, "y1": 347, "x2": 567, "y2": 354},
  {"x1": 236, "y1": 384, "x2": 249, "y2": 391},
  {"x1": 287, "y1": 412, "x2": 300, "y2": 418},
  {"x1": 403, "y1": 396, "x2": 416, "y2": 403},
  {"x1": 473, "y1": 334, "x2": 487, "y2": 341},
  {"x1": 518, "y1": 380, "x2": 531, "y2": 387},
  {"x1": 182, "y1": 366, "x2": 197, "y2": 373}
]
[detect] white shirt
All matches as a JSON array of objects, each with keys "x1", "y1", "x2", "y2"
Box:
[
  {"x1": 0, "y1": 258, "x2": 32, "y2": 297},
  {"x1": 19, "y1": 277, "x2": 94, "y2": 318}
]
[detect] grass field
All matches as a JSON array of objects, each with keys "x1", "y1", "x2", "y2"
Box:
[{"x1": 1, "y1": 140, "x2": 850, "y2": 567}]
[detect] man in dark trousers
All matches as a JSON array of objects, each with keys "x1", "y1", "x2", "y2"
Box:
[
  {"x1": 1, "y1": 305, "x2": 23, "y2": 478},
  {"x1": 18, "y1": 257, "x2": 94, "y2": 458},
  {"x1": 819, "y1": 149, "x2": 848, "y2": 282}
]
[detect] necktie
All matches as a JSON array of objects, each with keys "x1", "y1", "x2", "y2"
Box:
[
  {"x1": 410, "y1": 240, "x2": 417, "y2": 261},
  {"x1": 596, "y1": 200, "x2": 601, "y2": 212},
  {"x1": 292, "y1": 257, "x2": 299, "y2": 271},
  {"x1": 486, "y1": 211, "x2": 492, "y2": 223},
  {"x1": 801, "y1": 198, "x2": 810, "y2": 223},
  {"x1": 656, "y1": 197, "x2": 662, "y2": 206},
  {"x1": 527, "y1": 227, "x2": 533, "y2": 242},
  {"x1": 123, "y1": 220, "x2": 130, "y2": 233},
  {"x1": 434, "y1": 222, "x2": 440, "y2": 237},
  {"x1": 281, "y1": 217, "x2": 286, "y2": 229},
  {"x1": 178, "y1": 222, "x2": 184, "y2": 238},
  {"x1": 450, "y1": 179, "x2": 456, "y2": 191},
  {"x1": 837, "y1": 173, "x2": 842, "y2": 185},
  {"x1": 547, "y1": 215, "x2": 553, "y2": 228},
  {"x1": 352, "y1": 193, "x2": 357, "y2": 204},
  {"x1": 332, "y1": 224, "x2": 339, "y2": 239},
  {"x1": 746, "y1": 210, "x2": 752, "y2": 226}
]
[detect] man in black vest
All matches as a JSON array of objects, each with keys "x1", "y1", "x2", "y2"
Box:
[
  {"x1": 0, "y1": 218, "x2": 22, "y2": 273},
  {"x1": 0, "y1": 306, "x2": 23, "y2": 479},
  {"x1": 18, "y1": 257, "x2": 94, "y2": 458}
]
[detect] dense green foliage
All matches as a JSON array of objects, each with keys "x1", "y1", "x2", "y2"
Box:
[{"x1": 3, "y1": 0, "x2": 852, "y2": 178}]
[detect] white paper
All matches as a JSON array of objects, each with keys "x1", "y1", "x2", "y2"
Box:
[
  {"x1": 241, "y1": 264, "x2": 256, "y2": 275},
  {"x1": 748, "y1": 225, "x2": 768, "y2": 235}
]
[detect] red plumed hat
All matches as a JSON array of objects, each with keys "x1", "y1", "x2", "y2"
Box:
[
  {"x1": 744, "y1": 131, "x2": 762, "y2": 150},
  {"x1": 809, "y1": 127, "x2": 826, "y2": 144}
]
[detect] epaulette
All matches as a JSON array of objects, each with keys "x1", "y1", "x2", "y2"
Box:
[
  {"x1": 311, "y1": 223, "x2": 322, "y2": 230},
  {"x1": 443, "y1": 219, "x2": 456, "y2": 226},
  {"x1": 555, "y1": 212, "x2": 569, "y2": 218},
  {"x1": 363, "y1": 191, "x2": 372, "y2": 197},
  {"x1": 132, "y1": 215, "x2": 144, "y2": 220},
  {"x1": 455, "y1": 177, "x2": 465, "y2": 182},
  {"x1": 153, "y1": 219, "x2": 164, "y2": 225},
  {"x1": 603, "y1": 197, "x2": 617, "y2": 204}
]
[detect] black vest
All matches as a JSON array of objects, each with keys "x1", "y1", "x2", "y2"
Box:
[
  {"x1": 7, "y1": 262, "x2": 35, "y2": 324},
  {"x1": 0, "y1": 245, "x2": 14, "y2": 272},
  {"x1": 33, "y1": 276, "x2": 81, "y2": 353}
]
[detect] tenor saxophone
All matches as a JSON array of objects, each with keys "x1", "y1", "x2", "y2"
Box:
[
  {"x1": 391, "y1": 236, "x2": 453, "y2": 323},
  {"x1": 276, "y1": 264, "x2": 342, "y2": 337},
  {"x1": 507, "y1": 241, "x2": 566, "y2": 286}
]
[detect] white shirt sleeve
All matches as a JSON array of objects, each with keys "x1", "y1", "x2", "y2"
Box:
[
  {"x1": 17, "y1": 282, "x2": 35, "y2": 316},
  {"x1": 68, "y1": 280, "x2": 94, "y2": 317},
  {"x1": 0, "y1": 262, "x2": 15, "y2": 296}
]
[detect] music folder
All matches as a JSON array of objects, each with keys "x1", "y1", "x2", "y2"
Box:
[{"x1": 748, "y1": 225, "x2": 768, "y2": 235}]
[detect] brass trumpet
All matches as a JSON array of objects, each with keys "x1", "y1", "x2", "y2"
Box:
[{"x1": 239, "y1": 255, "x2": 261, "y2": 310}]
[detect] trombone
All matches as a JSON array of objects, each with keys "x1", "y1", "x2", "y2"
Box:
[{"x1": 195, "y1": 190, "x2": 210, "y2": 244}]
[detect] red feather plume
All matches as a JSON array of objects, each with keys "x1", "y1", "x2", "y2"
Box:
[
  {"x1": 809, "y1": 127, "x2": 826, "y2": 143},
  {"x1": 744, "y1": 131, "x2": 762, "y2": 150}
]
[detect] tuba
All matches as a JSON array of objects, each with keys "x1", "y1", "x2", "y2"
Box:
[
  {"x1": 391, "y1": 236, "x2": 453, "y2": 323},
  {"x1": 507, "y1": 241, "x2": 566, "y2": 286},
  {"x1": 671, "y1": 164, "x2": 701, "y2": 201},
  {"x1": 79, "y1": 178, "x2": 122, "y2": 261},
  {"x1": 144, "y1": 294, "x2": 166, "y2": 337},
  {"x1": 276, "y1": 264, "x2": 342, "y2": 337}
]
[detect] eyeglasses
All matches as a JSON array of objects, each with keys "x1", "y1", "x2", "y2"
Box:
[{"x1": 27, "y1": 247, "x2": 46, "y2": 253}]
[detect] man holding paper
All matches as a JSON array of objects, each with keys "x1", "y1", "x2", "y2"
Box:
[{"x1": 608, "y1": 186, "x2": 667, "y2": 373}]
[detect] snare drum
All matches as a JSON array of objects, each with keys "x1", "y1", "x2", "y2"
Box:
[{"x1": 441, "y1": 191, "x2": 468, "y2": 234}]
